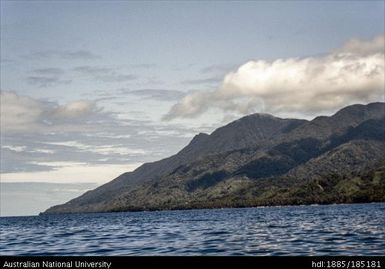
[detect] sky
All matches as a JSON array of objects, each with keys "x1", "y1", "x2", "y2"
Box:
[{"x1": 1, "y1": 1, "x2": 384, "y2": 216}]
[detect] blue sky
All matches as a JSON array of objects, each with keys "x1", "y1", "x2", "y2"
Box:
[
  {"x1": 2, "y1": 1, "x2": 383, "y2": 100},
  {"x1": 1, "y1": 1, "x2": 384, "y2": 216}
]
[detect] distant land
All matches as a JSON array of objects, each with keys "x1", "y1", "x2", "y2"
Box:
[{"x1": 44, "y1": 102, "x2": 385, "y2": 214}]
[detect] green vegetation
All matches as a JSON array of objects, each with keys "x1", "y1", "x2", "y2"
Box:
[
  {"x1": 211, "y1": 164, "x2": 385, "y2": 208},
  {"x1": 43, "y1": 103, "x2": 385, "y2": 214}
]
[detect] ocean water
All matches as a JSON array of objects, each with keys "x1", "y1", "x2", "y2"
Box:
[{"x1": 0, "y1": 203, "x2": 384, "y2": 256}]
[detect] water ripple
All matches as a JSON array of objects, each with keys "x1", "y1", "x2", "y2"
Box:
[{"x1": 1, "y1": 203, "x2": 384, "y2": 255}]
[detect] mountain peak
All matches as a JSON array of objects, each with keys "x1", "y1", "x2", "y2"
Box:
[
  {"x1": 332, "y1": 102, "x2": 385, "y2": 120},
  {"x1": 188, "y1": 132, "x2": 209, "y2": 146},
  {"x1": 194, "y1": 132, "x2": 209, "y2": 138},
  {"x1": 284, "y1": 102, "x2": 385, "y2": 141},
  {"x1": 44, "y1": 102, "x2": 385, "y2": 214},
  {"x1": 233, "y1": 112, "x2": 279, "y2": 123}
]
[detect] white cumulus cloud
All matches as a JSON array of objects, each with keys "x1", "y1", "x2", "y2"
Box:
[
  {"x1": 0, "y1": 91, "x2": 105, "y2": 131},
  {"x1": 164, "y1": 35, "x2": 385, "y2": 120},
  {"x1": 0, "y1": 91, "x2": 46, "y2": 130},
  {"x1": 52, "y1": 100, "x2": 99, "y2": 118},
  {"x1": 336, "y1": 35, "x2": 385, "y2": 56}
]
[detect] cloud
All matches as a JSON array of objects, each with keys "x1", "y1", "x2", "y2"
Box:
[
  {"x1": 26, "y1": 63, "x2": 137, "y2": 87},
  {"x1": 1, "y1": 162, "x2": 141, "y2": 184},
  {"x1": 26, "y1": 67, "x2": 70, "y2": 87},
  {"x1": 162, "y1": 92, "x2": 210, "y2": 120},
  {"x1": 1, "y1": 91, "x2": 47, "y2": 130},
  {"x1": 181, "y1": 76, "x2": 222, "y2": 85},
  {"x1": 1, "y1": 146, "x2": 58, "y2": 173},
  {"x1": 26, "y1": 50, "x2": 100, "y2": 60},
  {"x1": 200, "y1": 63, "x2": 237, "y2": 74},
  {"x1": 1, "y1": 91, "x2": 196, "y2": 175},
  {"x1": 52, "y1": 100, "x2": 100, "y2": 118},
  {"x1": 46, "y1": 141, "x2": 147, "y2": 156},
  {"x1": 0, "y1": 91, "x2": 106, "y2": 131},
  {"x1": 336, "y1": 35, "x2": 385, "y2": 56},
  {"x1": 73, "y1": 65, "x2": 136, "y2": 82},
  {"x1": 122, "y1": 89, "x2": 186, "y2": 101},
  {"x1": 73, "y1": 66, "x2": 111, "y2": 74},
  {"x1": 33, "y1": 68, "x2": 65, "y2": 75},
  {"x1": 164, "y1": 35, "x2": 385, "y2": 120},
  {"x1": 26, "y1": 76, "x2": 72, "y2": 88},
  {"x1": 1, "y1": 145, "x2": 27, "y2": 152}
]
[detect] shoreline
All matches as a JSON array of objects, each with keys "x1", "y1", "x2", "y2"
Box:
[{"x1": 10, "y1": 201, "x2": 384, "y2": 218}]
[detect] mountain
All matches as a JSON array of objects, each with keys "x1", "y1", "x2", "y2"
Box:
[{"x1": 44, "y1": 102, "x2": 385, "y2": 214}]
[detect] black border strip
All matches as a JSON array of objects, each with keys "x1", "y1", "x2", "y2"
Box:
[{"x1": 1, "y1": 256, "x2": 384, "y2": 269}]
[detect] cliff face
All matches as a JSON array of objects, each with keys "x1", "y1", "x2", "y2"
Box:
[{"x1": 44, "y1": 102, "x2": 385, "y2": 214}]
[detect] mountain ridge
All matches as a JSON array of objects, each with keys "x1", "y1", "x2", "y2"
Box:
[{"x1": 43, "y1": 102, "x2": 385, "y2": 214}]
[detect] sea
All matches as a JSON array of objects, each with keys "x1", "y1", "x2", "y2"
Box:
[{"x1": 0, "y1": 203, "x2": 384, "y2": 255}]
